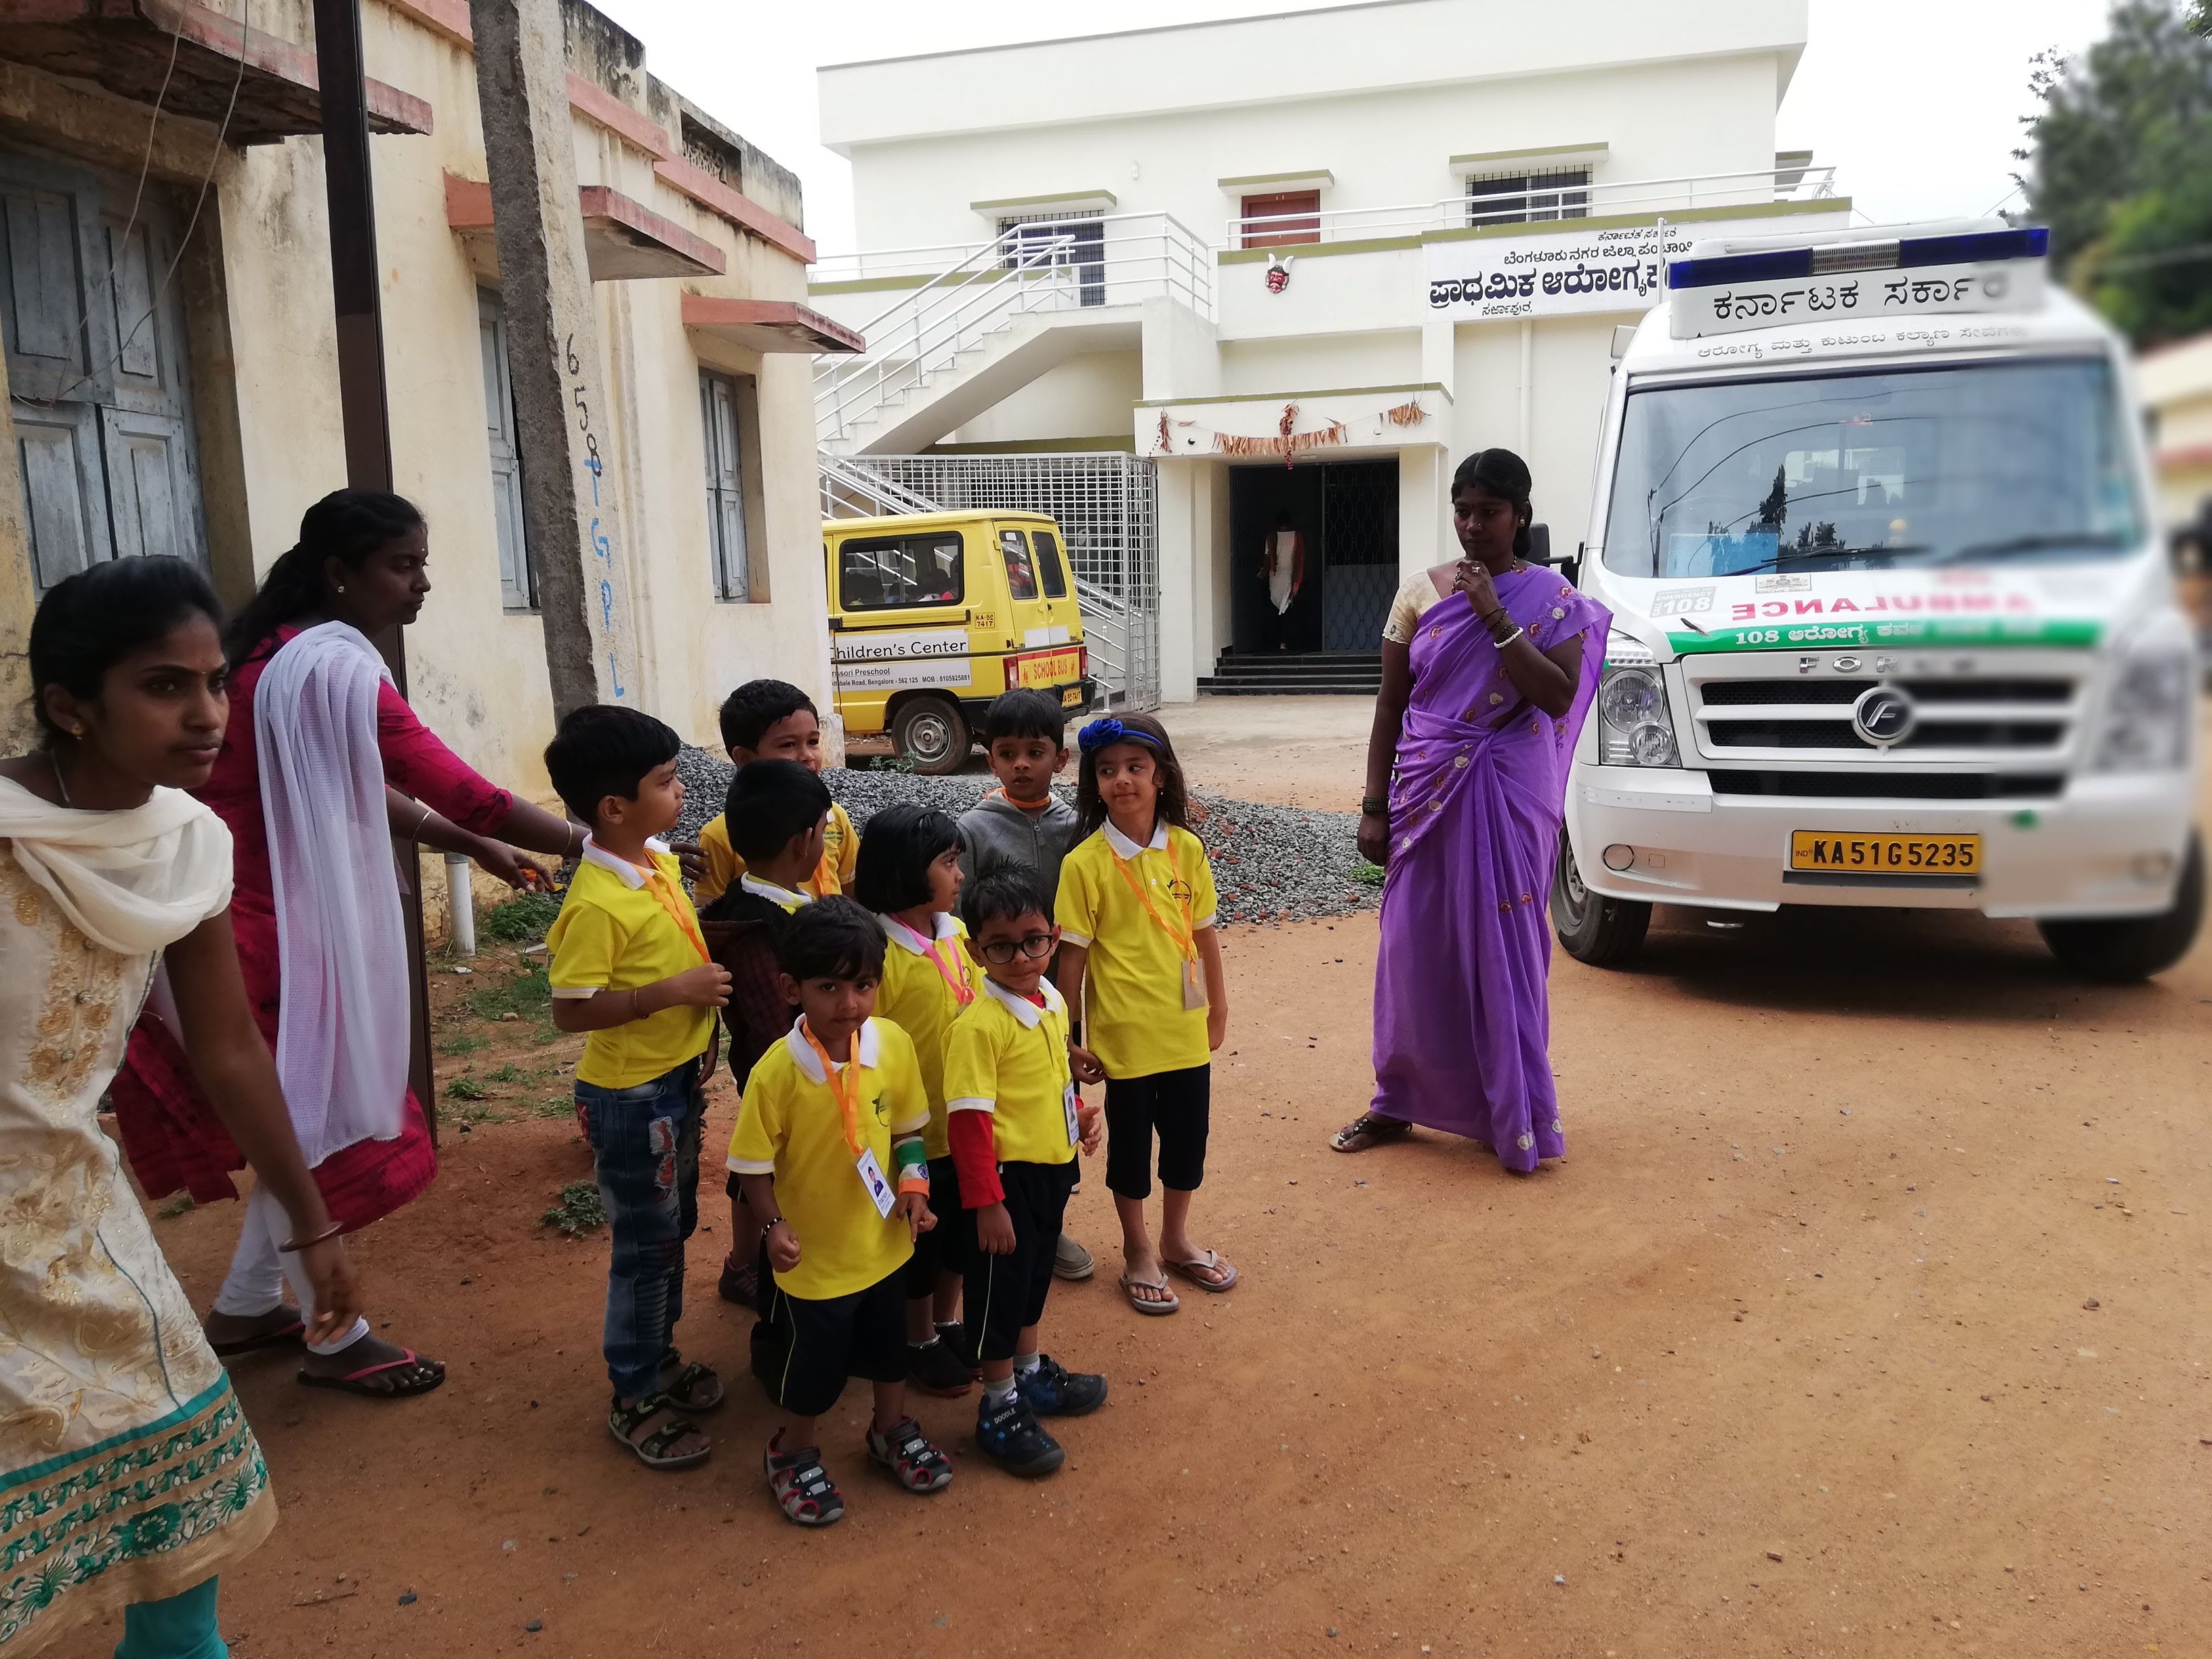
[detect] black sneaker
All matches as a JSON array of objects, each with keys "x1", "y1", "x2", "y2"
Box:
[
  {"x1": 907, "y1": 1337, "x2": 974, "y2": 1398},
  {"x1": 1019, "y1": 1354, "x2": 1107, "y2": 1418},
  {"x1": 975, "y1": 1387, "x2": 1063, "y2": 1478},
  {"x1": 718, "y1": 1253, "x2": 758, "y2": 1310}
]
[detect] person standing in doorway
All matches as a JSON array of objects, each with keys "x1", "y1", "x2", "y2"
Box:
[
  {"x1": 1332, "y1": 449, "x2": 1608, "y2": 1173},
  {"x1": 110, "y1": 489, "x2": 585, "y2": 1399},
  {"x1": 1259, "y1": 510, "x2": 1305, "y2": 651}
]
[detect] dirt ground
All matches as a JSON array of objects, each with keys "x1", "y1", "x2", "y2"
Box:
[{"x1": 68, "y1": 701, "x2": 2212, "y2": 1658}]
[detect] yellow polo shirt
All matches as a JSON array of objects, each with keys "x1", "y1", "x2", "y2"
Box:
[
  {"x1": 727, "y1": 1017, "x2": 928, "y2": 1301},
  {"x1": 1054, "y1": 821, "x2": 1218, "y2": 1081},
  {"x1": 874, "y1": 913, "x2": 983, "y2": 1160},
  {"x1": 695, "y1": 800, "x2": 857, "y2": 903},
  {"x1": 943, "y1": 978, "x2": 1077, "y2": 1169},
  {"x1": 547, "y1": 839, "x2": 716, "y2": 1090}
]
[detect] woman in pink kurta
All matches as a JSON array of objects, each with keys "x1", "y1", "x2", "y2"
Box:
[{"x1": 110, "y1": 490, "x2": 581, "y2": 1397}]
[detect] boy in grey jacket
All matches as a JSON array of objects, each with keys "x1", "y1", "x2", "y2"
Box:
[{"x1": 958, "y1": 689, "x2": 1093, "y2": 1283}]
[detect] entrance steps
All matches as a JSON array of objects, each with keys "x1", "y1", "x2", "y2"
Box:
[{"x1": 1197, "y1": 651, "x2": 1382, "y2": 697}]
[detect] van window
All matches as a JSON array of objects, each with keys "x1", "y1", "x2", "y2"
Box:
[
  {"x1": 839, "y1": 532, "x2": 964, "y2": 611},
  {"x1": 1031, "y1": 529, "x2": 1069, "y2": 598},
  {"x1": 998, "y1": 529, "x2": 1040, "y2": 600}
]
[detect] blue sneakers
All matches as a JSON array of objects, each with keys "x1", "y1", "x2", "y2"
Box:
[
  {"x1": 1019, "y1": 1354, "x2": 1109, "y2": 1417},
  {"x1": 975, "y1": 1387, "x2": 1063, "y2": 1477}
]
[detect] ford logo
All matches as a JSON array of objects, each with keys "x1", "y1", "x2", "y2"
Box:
[{"x1": 1851, "y1": 685, "x2": 1915, "y2": 747}]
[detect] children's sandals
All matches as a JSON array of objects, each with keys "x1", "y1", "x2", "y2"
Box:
[
  {"x1": 765, "y1": 1434, "x2": 844, "y2": 1526},
  {"x1": 1164, "y1": 1250, "x2": 1239, "y2": 1293},
  {"x1": 608, "y1": 1393, "x2": 710, "y2": 1471},
  {"x1": 867, "y1": 1416, "x2": 954, "y2": 1493},
  {"x1": 1118, "y1": 1273, "x2": 1179, "y2": 1315},
  {"x1": 657, "y1": 1348, "x2": 724, "y2": 1412}
]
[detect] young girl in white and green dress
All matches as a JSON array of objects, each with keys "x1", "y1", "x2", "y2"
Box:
[{"x1": 0, "y1": 557, "x2": 360, "y2": 1658}]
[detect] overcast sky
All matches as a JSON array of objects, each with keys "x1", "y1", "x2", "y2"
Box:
[{"x1": 598, "y1": 0, "x2": 2116, "y2": 253}]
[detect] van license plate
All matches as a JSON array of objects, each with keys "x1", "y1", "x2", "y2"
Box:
[
  {"x1": 1788, "y1": 832, "x2": 1982, "y2": 874},
  {"x1": 1060, "y1": 687, "x2": 1084, "y2": 708}
]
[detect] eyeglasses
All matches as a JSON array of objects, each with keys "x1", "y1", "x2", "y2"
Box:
[{"x1": 978, "y1": 931, "x2": 1055, "y2": 965}]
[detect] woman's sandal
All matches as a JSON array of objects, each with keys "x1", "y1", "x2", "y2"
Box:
[
  {"x1": 1118, "y1": 1273, "x2": 1180, "y2": 1315},
  {"x1": 1330, "y1": 1111, "x2": 1414, "y2": 1154},
  {"x1": 1164, "y1": 1250, "x2": 1239, "y2": 1293},
  {"x1": 658, "y1": 1348, "x2": 724, "y2": 1413},
  {"x1": 298, "y1": 1347, "x2": 445, "y2": 1399},
  {"x1": 867, "y1": 1417, "x2": 953, "y2": 1493},
  {"x1": 765, "y1": 1433, "x2": 843, "y2": 1526},
  {"x1": 609, "y1": 1393, "x2": 711, "y2": 1472}
]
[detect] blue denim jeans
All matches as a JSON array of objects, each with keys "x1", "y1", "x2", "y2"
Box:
[{"x1": 578, "y1": 1056, "x2": 705, "y2": 1400}]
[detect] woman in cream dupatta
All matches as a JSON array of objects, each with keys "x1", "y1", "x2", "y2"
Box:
[{"x1": 1, "y1": 558, "x2": 357, "y2": 1657}]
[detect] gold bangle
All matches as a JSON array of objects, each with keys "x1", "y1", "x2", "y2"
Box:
[{"x1": 280, "y1": 1220, "x2": 344, "y2": 1253}]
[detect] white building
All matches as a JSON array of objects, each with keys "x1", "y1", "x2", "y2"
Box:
[{"x1": 809, "y1": 0, "x2": 1851, "y2": 706}]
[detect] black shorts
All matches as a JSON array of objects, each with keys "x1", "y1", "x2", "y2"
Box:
[
  {"x1": 1104, "y1": 1064, "x2": 1211, "y2": 1200},
  {"x1": 957, "y1": 1159, "x2": 1078, "y2": 1366},
  {"x1": 904, "y1": 1155, "x2": 964, "y2": 1296},
  {"x1": 751, "y1": 1263, "x2": 907, "y2": 1418}
]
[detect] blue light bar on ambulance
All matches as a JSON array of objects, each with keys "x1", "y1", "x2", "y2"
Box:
[{"x1": 1669, "y1": 226, "x2": 2048, "y2": 291}]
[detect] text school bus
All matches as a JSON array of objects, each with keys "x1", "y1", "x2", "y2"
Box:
[{"x1": 824, "y1": 510, "x2": 1093, "y2": 773}]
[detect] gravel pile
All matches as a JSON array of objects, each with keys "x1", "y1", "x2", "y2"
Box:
[{"x1": 674, "y1": 748, "x2": 1379, "y2": 927}]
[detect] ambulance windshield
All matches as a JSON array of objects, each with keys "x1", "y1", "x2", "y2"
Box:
[{"x1": 1601, "y1": 358, "x2": 2142, "y2": 579}]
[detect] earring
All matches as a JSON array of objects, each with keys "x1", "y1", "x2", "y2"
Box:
[
  {"x1": 70, "y1": 725, "x2": 83, "y2": 738},
  {"x1": 335, "y1": 584, "x2": 347, "y2": 594}
]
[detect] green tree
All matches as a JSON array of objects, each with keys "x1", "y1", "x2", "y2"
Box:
[{"x1": 2015, "y1": 0, "x2": 2212, "y2": 345}]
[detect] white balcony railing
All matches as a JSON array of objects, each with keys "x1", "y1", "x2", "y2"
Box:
[{"x1": 1221, "y1": 164, "x2": 1838, "y2": 249}]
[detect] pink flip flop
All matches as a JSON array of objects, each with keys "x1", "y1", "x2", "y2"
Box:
[{"x1": 298, "y1": 1347, "x2": 446, "y2": 1399}]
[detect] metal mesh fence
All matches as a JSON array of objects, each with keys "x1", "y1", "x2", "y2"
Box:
[{"x1": 830, "y1": 453, "x2": 1160, "y2": 712}]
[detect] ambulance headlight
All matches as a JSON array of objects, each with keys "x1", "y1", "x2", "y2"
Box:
[
  {"x1": 2091, "y1": 633, "x2": 2195, "y2": 773},
  {"x1": 1599, "y1": 665, "x2": 1679, "y2": 767}
]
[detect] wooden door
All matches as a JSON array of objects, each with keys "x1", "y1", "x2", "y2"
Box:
[
  {"x1": 1240, "y1": 190, "x2": 1320, "y2": 250},
  {"x1": 0, "y1": 151, "x2": 206, "y2": 590}
]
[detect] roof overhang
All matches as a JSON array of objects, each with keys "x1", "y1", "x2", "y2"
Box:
[
  {"x1": 682, "y1": 294, "x2": 863, "y2": 354},
  {"x1": 1219, "y1": 169, "x2": 1334, "y2": 195},
  {"x1": 970, "y1": 189, "x2": 1116, "y2": 219},
  {"x1": 1450, "y1": 141, "x2": 1607, "y2": 179},
  {"x1": 0, "y1": 0, "x2": 431, "y2": 142},
  {"x1": 445, "y1": 173, "x2": 725, "y2": 281}
]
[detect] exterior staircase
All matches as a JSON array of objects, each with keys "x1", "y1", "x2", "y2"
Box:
[{"x1": 1197, "y1": 651, "x2": 1383, "y2": 698}]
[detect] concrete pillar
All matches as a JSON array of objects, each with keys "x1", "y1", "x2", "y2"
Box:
[
  {"x1": 1399, "y1": 445, "x2": 1450, "y2": 579},
  {"x1": 470, "y1": 0, "x2": 638, "y2": 716},
  {"x1": 1156, "y1": 457, "x2": 1202, "y2": 705}
]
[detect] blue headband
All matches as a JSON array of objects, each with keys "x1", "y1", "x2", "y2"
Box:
[{"x1": 1077, "y1": 717, "x2": 1163, "y2": 755}]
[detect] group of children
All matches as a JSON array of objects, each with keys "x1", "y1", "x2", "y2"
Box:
[{"x1": 538, "y1": 680, "x2": 1235, "y2": 1525}]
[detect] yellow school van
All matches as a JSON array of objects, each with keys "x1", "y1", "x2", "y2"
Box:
[{"x1": 824, "y1": 510, "x2": 1092, "y2": 773}]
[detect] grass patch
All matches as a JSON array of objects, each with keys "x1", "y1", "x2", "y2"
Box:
[
  {"x1": 862, "y1": 752, "x2": 916, "y2": 774},
  {"x1": 466, "y1": 963, "x2": 551, "y2": 1023},
  {"x1": 437, "y1": 1032, "x2": 488, "y2": 1059},
  {"x1": 1352, "y1": 862, "x2": 1387, "y2": 887},
  {"x1": 446, "y1": 1075, "x2": 489, "y2": 1101},
  {"x1": 531, "y1": 1096, "x2": 578, "y2": 1122},
  {"x1": 484, "y1": 1063, "x2": 527, "y2": 1084},
  {"x1": 158, "y1": 1195, "x2": 194, "y2": 1219},
  {"x1": 454, "y1": 1101, "x2": 507, "y2": 1127},
  {"x1": 482, "y1": 890, "x2": 564, "y2": 943},
  {"x1": 541, "y1": 1181, "x2": 606, "y2": 1237}
]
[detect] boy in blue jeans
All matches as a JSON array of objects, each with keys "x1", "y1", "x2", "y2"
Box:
[{"x1": 544, "y1": 706, "x2": 733, "y2": 1471}]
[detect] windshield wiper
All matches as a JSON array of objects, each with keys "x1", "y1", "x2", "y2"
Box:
[
  {"x1": 1678, "y1": 544, "x2": 1929, "y2": 579},
  {"x1": 1925, "y1": 531, "x2": 2131, "y2": 567}
]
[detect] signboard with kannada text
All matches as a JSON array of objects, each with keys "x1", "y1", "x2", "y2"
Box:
[
  {"x1": 1423, "y1": 215, "x2": 1837, "y2": 322},
  {"x1": 1668, "y1": 260, "x2": 2043, "y2": 340}
]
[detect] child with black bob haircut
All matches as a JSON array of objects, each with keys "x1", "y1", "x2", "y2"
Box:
[
  {"x1": 852, "y1": 804, "x2": 981, "y2": 1397},
  {"x1": 944, "y1": 863, "x2": 1107, "y2": 1479},
  {"x1": 544, "y1": 705, "x2": 733, "y2": 1471},
  {"x1": 729, "y1": 897, "x2": 951, "y2": 1525},
  {"x1": 694, "y1": 680, "x2": 858, "y2": 903}
]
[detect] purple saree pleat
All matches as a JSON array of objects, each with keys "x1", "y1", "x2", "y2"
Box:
[{"x1": 1369, "y1": 567, "x2": 1609, "y2": 1171}]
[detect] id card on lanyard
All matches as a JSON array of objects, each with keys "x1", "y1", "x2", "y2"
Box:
[
  {"x1": 803, "y1": 1024, "x2": 895, "y2": 1219},
  {"x1": 1111, "y1": 843, "x2": 1207, "y2": 1011}
]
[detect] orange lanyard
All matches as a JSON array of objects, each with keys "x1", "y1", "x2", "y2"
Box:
[
  {"x1": 1111, "y1": 844, "x2": 1195, "y2": 962},
  {"x1": 802, "y1": 1023, "x2": 866, "y2": 1155},
  {"x1": 892, "y1": 916, "x2": 975, "y2": 1006},
  {"x1": 624, "y1": 855, "x2": 709, "y2": 964}
]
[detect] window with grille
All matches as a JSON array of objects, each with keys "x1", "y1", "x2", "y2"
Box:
[
  {"x1": 997, "y1": 210, "x2": 1106, "y2": 306},
  {"x1": 699, "y1": 369, "x2": 752, "y2": 600},
  {"x1": 476, "y1": 290, "x2": 535, "y2": 611},
  {"x1": 838, "y1": 532, "x2": 966, "y2": 611},
  {"x1": 1466, "y1": 167, "x2": 1591, "y2": 228}
]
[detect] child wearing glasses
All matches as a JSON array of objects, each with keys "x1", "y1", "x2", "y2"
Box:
[
  {"x1": 851, "y1": 805, "x2": 983, "y2": 1400},
  {"x1": 1055, "y1": 715, "x2": 1233, "y2": 1317},
  {"x1": 943, "y1": 864, "x2": 1107, "y2": 1476}
]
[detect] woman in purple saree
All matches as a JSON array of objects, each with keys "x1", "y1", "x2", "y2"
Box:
[{"x1": 1332, "y1": 449, "x2": 1609, "y2": 1174}]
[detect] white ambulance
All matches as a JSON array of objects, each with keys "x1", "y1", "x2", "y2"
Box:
[{"x1": 1555, "y1": 221, "x2": 2204, "y2": 981}]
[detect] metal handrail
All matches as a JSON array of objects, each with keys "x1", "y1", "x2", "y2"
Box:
[
  {"x1": 1221, "y1": 163, "x2": 1839, "y2": 247},
  {"x1": 813, "y1": 212, "x2": 1214, "y2": 447}
]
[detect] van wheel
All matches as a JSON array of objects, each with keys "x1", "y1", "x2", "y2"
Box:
[
  {"x1": 1550, "y1": 830, "x2": 1651, "y2": 967},
  {"x1": 2037, "y1": 830, "x2": 2205, "y2": 983},
  {"x1": 893, "y1": 696, "x2": 969, "y2": 775}
]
